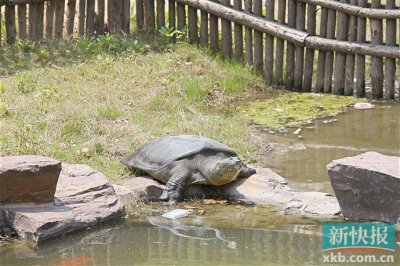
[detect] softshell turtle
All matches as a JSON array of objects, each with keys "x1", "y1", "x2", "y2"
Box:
[{"x1": 121, "y1": 135, "x2": 256, "y2": 203}]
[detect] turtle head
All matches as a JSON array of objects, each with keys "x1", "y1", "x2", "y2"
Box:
[{"x1": 213, "y1": 156, "x2": 243, "y2": 185}]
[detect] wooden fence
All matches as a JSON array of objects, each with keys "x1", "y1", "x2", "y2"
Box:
[
  {"x1": 1, "y1": 1, "x2": 399, "y2": 99},
  {"x1": 0, "y1": 0, "x2": 131, "y2": 42},
  {"x1": 137, "y1": 0, "x2": 400, "y2": 99}
]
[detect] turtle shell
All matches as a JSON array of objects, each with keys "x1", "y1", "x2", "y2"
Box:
[{"x1": 121, "y1": 135, "x2": 238, "y2": 172}]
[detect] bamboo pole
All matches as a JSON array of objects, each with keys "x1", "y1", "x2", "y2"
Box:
[
  {"x1": 384, "y1": 0, "x2": 396, "y2": 99},
  {"x1": 136, "y1": 0, "x2": 144, "y2": 30},
  {"x1": 264, "y1": 0, "x2": 274, "y2": 84},
  {"x1": 294, "y1": 1, "x2": 305, "y2": 91},
  {"x1": 18, "y1": 5, "x2": 27, "y2": 40},
  {"x1": 209, "y1": 0, "x2": 219, "y2": 53},
  {"x1": 370, "y1": 0, "x2": 383, "y2": 99},
  {"x1": 253, "y1": 0, "x2": 263, "y2": 74},
  {"x1": 177, "y1": 2, "x2": 186, "y2": 30},
  {"x1": 244, "y1": 0, "x2": 253, "y2": 65},
  {"x1": 315, "y1": 7, "x2": 328, "y2": 92},
  {"x1": 200, "y1": 10, "x2": 208, "y2": 47},
  {"x1": 78, "y1": 0, "x2": 85, "y2": 35},
  {"x1": 221, "y1": 0, "x2": 232, "y2": 59},
  {"x1": 5, "y1": 5, "x2": 16, "y2": 44},
  {"x1": 333, "y1": 0, "x2": 349, "y2": 95},
  {"x1": 157, "y1": 0, "x2": 165, "y2": 30},
  {"x1": 45, "y1": 0, "x2": 55, "y2": 37},
  {"x1": 86, "y1": 0, "x2": 95, "y2": 36},
  {"x1": 275, "y1": 0, "x2": 285, "y2": 85},
  {"x1": 323, "y1": 8, "x2": 336, "y2": 93},
  {"x1": 54, "y1": 0, "x2": 65, "y2": 39},
  {"x1": 66, "y1": 0, "x2": 76, "y2": 35},
  {"x1": 188, "y1": 6, "x2": 198, "y2": 44},
  {"x1": 355, "y1": 0, "x2": 367, "y2": 97},
  {"x1": 286, "y1": 0, "x2": 296, "y2": 88},
  {"x1": 97, "y1": 0, "x2": 105, "y2": 34},
  {"x1": 303, "y1": 3, "x2": 316, "y2": 92},
  {"x1": 233, "y1": 0, "x2": 243, "y2": 61}
]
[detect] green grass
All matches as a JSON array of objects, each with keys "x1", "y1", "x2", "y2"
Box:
[
  {"x1": 0, "y1": 34, "x2": 267, "y2": 181},
  {"x1": 0, "y1": 33, "x2": 358, "y2": 181}
]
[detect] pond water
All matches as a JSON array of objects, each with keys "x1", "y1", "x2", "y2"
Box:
[{"x1": 1, "y1": 103, "x2": 399, "y2": 265}]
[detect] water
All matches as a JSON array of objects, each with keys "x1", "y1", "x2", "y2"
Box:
[
  {"x1": 262, "y1": 103, "x2": 400, "y2": 192},
  {"x1": 1, "y1": 103, "x2": 399, "y2": 265}
]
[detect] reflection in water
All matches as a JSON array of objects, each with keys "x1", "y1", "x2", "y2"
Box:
[
  {"x1": 149, "y1": 217, "x2": 238, "y2": 249},
  {"x1": 263, "y1": 105, "x2": 400, "y2": 193}
]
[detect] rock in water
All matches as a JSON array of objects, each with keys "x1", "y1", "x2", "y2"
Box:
[
  {"x1": 327, "y1": 152, "x2": 400, "y2": 223},
  {"x1": 2, "y1": 164, "x2": 125, "y2": 242},
  {"x1": 0, "y1": 156, "x2": 61, "y2": 204},
  {"x1": 162, "y1": 209, "x2": 194, "y2": 219}
]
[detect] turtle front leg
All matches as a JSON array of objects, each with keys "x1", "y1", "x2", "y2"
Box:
[
  {"x1": 238, "y1": 165, "x2": 256, "y2": 179},
  {"x1": 160, "y1": 174, "x2": 189, "y2": 204}
]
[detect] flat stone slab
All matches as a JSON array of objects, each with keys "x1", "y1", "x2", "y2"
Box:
[
  {"x1": 327, "y1": 151, "x2": 400, "y2": 223},
  {"x1": 115, "y1": 167, "x2": 340, "y2": 218},
  {"x1": 0, "y1": 156, "x2": 61, "y2": 204},
  {"x1": 1, "y1": 164, "x2": 125, "y2": 242}
]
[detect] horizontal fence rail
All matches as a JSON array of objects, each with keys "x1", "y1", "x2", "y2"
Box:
[{"x1": 1, "y1": 0, "x2": 399, "y2": 99}]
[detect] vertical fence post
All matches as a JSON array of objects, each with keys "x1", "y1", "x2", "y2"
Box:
[
  {"x1": 136, "y1": 0, "x2": 144, "y2": 30},
  {"x1": 97, "y1": 0, "x2": 105, "y2": 34},
  {"x1": 200, "y1": 8, "x2": 208, "y2": 47},
  {"x1": 384, "y1": 0, "x2": 396, "y2": 100},
  {"x1": 315, "y1": 7, "x2": 328, "y2": 92},
  {"x1": 355, "y1": 0, "x2": 367, "y2": 97},
  {"x1": 157, "y1": 0, "x2": 165, "y2": 30},
  {"x1": 45, "y1": 1, "x2": 55, "y2": 38},
  {"x1": 66, "y1": 0, "x2": 76, "y2": 36},
  {"x1": 221, "y1": 0, "x2": 232, "y2": 59},
  {"x1": 188, "y1": 6, "x2": 198, "y2": 44},
  {"x1": 253, "y1": 0, "x2": 263, "y2": 74},
  {"x1": 370, "y1": 0, "x2": 383, "y2": 99},
  {"x1": 18, "y1": 5, "x2": 27, "y2": 40},
  {"x1": 323, "y1": 8, "x2": 336, "y2": 93},
  {"x1": 303, "y1": 3, "x2": 316, "y2": 92},
  {"x1": 244, "y1": 0, "x2": 253, "y2": 66},
  {"x1": 86, "y1": 0, "x2": 95, "y2": 36},
  {"x1": 29, "y1": 3, "x2": 38, "y2": 40},
  {"x1": 78, "y1": 0, "x2": 86, "y2": 35},
  {"x1": 168, "y1": 0, "x2": 176, "y2": 30},
  {"x1": 275, "y1": 0, "x2": 285, "y2": 86},
  {"x1": 5, "y1": 5, "x2": 16, "y2": 44},
  {"x1": 333, "y1": 0, "x2": 349, "y2": 95},
  {"x1": 122, "y1": 0, "x2": 131, "y2": 34},
  {"x1": 294, "y1": 1, "x2": 305, "y2": 91},
  {"x1": 344, "y1": 0, "x2": 357, "y2": 96},
  {"x1": 177, "y1": 1, "x2": 186, "y2": 31},
  {"x1": 264, "y1": 0, "x2": 274, "y2": 84},
  {"x1": 286, "y1": 0, "x2": 296, "y2": 89},
  {"x1": 54, "y1": 0, "x2": 66, "y2": 39},
  {"x1": 209, "y1": 0, "x2": 219, "y2": 53},
  {"x1": 233, "y1": 0, "x2": 243, "y2": 61}
]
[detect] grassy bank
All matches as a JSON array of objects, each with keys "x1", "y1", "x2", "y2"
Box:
[{"x1": 0, "y1": 34, "x2": 357, "y2": 180}]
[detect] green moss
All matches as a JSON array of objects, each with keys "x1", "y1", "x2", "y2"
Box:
[{"x1": 239, "y1": 92, "x2": 358, "y2": 129}]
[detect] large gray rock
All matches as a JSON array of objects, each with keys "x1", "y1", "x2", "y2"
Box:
[
  {"x1": 0, "y1": 156, "x2": 61, "y2": 204},
  {"x1": 1, "y1": 164, "x2": 125, "y2": 242},
  {"x1": 327, "y1": 152, "x2": 400, "y2": 223},
  {"x1": 115, "y1": 168, "x2": 341, "y2": 218}
]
